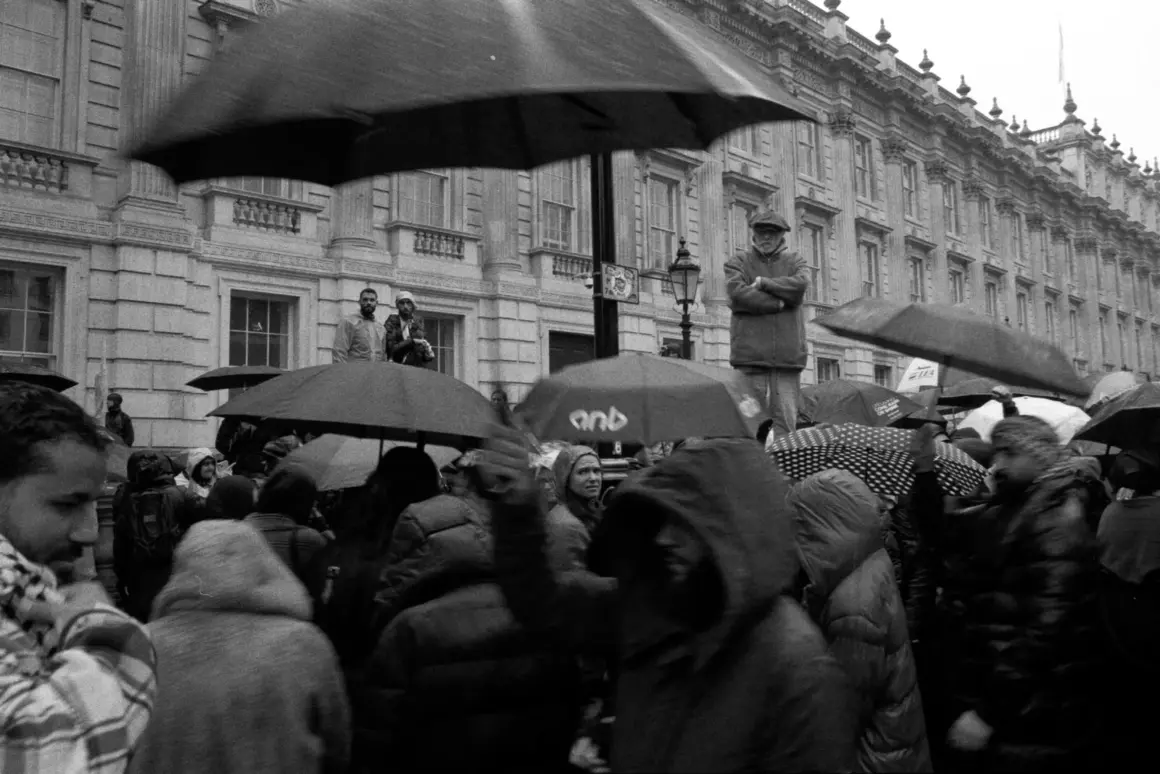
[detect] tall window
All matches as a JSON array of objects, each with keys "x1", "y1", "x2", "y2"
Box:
[
  {"x1": 730, "y1": 202, "x2": 756, "y2": 256},
  {"x1": 815, "y1": 356, "x2": 841, "y2": 383},
  {"x1": 229, "y1": 294, "x2": 292, "y2": 371},
  {"x1": 854, "y1": 135, "x2": 874, "y2": 199},
  {"x1": 729, "y1": 126, "x2": 759, "y2": 156},
  {"x1": 1015, "y1": 289, "x2": 1028, "y2": 330},
  {"x1": 902, "y1": 160, "x2": 918, "y2": 218},
  {"x1": 943, "y1": 181, "x2": 961, "y2": 235},
  {"x1": 948, "y1": 265, "x2": 966, "y2": 305},
  {"x1": 424, "y1": 314, "x2": 459, "y2": 377},
  {"x1": 540, "y1": 161, "x2": 578, "y2": 251},
  {"x1": 1100, "y1": 311, "x2": 1109, "y2": 364},
  {"x1": 802, "y1": 223, "x2": 827, "y2": 303},
  {"x1": 985, "y1": 280, "x2": 1000, "y2": 320},
  {"x1": 1041, "y1": 231, "x2": 1053, "y2": 275},
  {"x1": 0, "y1": 262, "x2": 57, "y2": 368},
  {"x1": 860, "y1": 242, "x2": 880, "y2": 298},
  {"x1": 978, "y1": 196, "x2": 993, "y2": 248},
  {"x1": 908, "y1": 257, "x2": 925, "y2": 302},
  {"x1": 796, "y1": 122, "x2": 821, "y2": 179},
  {"x1": 647, "y1": 177, "x2": 679, "y2": 269},
  {"x1": 398, "y1": 170, "x2": 449, "y2": 228},
  {"x1": 1118, "y1": 319, "x2": 1128, "y2": 367},
  {"x1": 873, "y1": 364, "x2": 893, "y2": 387},
  {"x1": 1136, "y1": 322, "x2": 1145, "y2": 371},
  {"x1": 0, "y1": 1, "x2": 65, "y2": 147},
  {"x1": 1010, "y1": 212, "x2": 1024, "y2": 260},
  {"x1": 227, "y1": 177, "x2": 304, "y2": 200},
  {"x1": 1064, "y1": 239, "x2": 1076, "y2": 282},
  {"x1": 1068, "y1": 308, "x2": 1080, "y2": 354},
  {"x1": 1130, "y1": 268, "x2": 1140, "y2": 310},
  {"x1": 1143, "y1": 274, "x2": 1154, "y2": 313},
  {"x1": 1044, "y1": 298, "x2": 1057, "y2": 343}
]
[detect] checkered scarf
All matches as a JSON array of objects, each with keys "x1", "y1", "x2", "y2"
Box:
[{"x1": 0, "y1": 534, "x2": 64, "y2": 655}]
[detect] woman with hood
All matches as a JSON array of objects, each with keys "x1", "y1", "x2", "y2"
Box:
[
  {"x1": 178, "y1": 447, "x2": 220, "y2": 499},
  {"x1": 546, "y1": 445, "x2": 604, "y2": 571},
  {"x1": 245, "y1": 464, "x2": 329, "y2": 585},
  {"x1": 129, "y1": 520, "x2": 350, "y2": 774},
  {"x1": 205, "y1": 475, "x2": 258, "y2": 521},
  {"x1": 787, "y1": 469, "x2": 931, "y2": 773}
]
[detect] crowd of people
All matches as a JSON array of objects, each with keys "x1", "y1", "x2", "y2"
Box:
[{"x1": 2, "y1": 374, "x2": 1160, "y2": 773}]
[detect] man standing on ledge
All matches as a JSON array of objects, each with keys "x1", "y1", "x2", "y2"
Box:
[
  {"x1": 385, "y1": 291, "x2": 436, "y2": 368},
  {"x1": 724, "y1": 209, "x2": 811, "y2": 437},
  {"x1": 332, "y1": 287, "x2": 384, "y2": 363}
]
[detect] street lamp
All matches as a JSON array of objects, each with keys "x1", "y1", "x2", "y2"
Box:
[{"x1": 667, "y1": 237, "x2": 702, "y2": 360}]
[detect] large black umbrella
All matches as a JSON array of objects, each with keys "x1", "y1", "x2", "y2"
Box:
[
  {"x1": 127, "y1": 0, "x2": 815, "y2": 185},
  {"x1": 800, "y1": 380, "x2": 921, "y2": 427},
  {"x1": 0, "y1": 362, "x2": 76, "y2": 392},
  {"x1": 938, "y1": 376, "x2": 1058, "y2": 410},
  {"x1": 208, "y1": 362, "x2": 492, "y2": 447},
  {"x1": 1074, "y1": 382, "x2": 1160, "y2": 449},
  {"x1": 187, "y1": 365, "x2": 284, "y2": 392},
  {"x1": 516, "y1": 354, "x2": 764, "y2": 445},
  {"x1": 815, "y1": 299, "x2": 1086, "y2": 397}
]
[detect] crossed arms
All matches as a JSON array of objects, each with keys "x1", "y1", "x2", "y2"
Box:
[{"x1": 724, "y1": 254, "x2": 811, "y2": 315}]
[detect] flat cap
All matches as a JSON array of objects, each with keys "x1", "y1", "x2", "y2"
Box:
[{"x1": 748, "y1": 209, "x2": 790, "y2": 232}]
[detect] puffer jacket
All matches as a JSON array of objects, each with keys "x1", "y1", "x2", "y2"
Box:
[
  {"x1": 494, "y1": 439, "x2": 858, "y2": 772},
  {"x1": 788, "y1": 469, "x2": 931, "y2": 773},
  {"x1": 922, "y1": 458, "x2": 1102, "y2": 771},
  {"x1": 723, "y1": 245, "x2": 811, "y2": 370}
]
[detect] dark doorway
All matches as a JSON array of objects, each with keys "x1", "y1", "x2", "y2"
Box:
[{"x1": 549, "y1": 331, "x2": 595, "y2": 373}]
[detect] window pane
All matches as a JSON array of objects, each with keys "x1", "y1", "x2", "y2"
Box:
[
  {"x1": 247, "y1": 332, "x2": 268, "y2": 367},
  {"x1": 399, "y1": 171, "x2": 448, "y2": 228},
  {"x1": 228, "y1": 331, "x2": 246, "y2": 366},
  {"x1": 268, "y1": 333, "x2": 288, "y2": 369},
  {"x1": 268, "y1": 300, "x2": 288, "y2": 335},
  {"x1": 0, "y1": 263, "x2": 56, "y2": 363},
  {"x1": 229, "y1": 296, "x2": 248, "y2": 331},
  {"x1": 0, "y1": 310, "x2": 22, "y2": 352}
]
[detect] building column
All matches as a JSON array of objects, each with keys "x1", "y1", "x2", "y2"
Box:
[
  {"x1": 828, "y1": 111, "x2": 858, "y2": 303},
  {"x1": 612, "y1": 152, "x2": 638, "y2": 268},
  {"x1": 328, "y1": 178, "x2": 379, "y2": 263},
  {"x1": 924, "y1": 160, "x2": 951, "y2": 304},
  {"x1": 698, "y1": 147, "x2": 726, "y2": 304},
  {"x1": 480, "y1": 169, "x2": 521, "y2": 276},
  {"x1": 882, "y1": 135, "x2": 909, "y2": 300}
]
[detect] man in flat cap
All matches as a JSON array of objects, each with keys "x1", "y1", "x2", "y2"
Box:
[
  {"x1": 723, "y1": 208, "x2": 811, "y2": 438},
  {"x1": 385, "y1": 290, "x2": 436, "y2": 368}
]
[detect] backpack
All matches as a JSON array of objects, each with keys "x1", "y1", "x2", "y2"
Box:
[{"x1": 123, "y1": 487, "x2": 183, "y2": 566}]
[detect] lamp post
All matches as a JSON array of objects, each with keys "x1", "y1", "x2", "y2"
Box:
[{"x1": 667, "y1": 237, "x2": 703, "y2": 360}]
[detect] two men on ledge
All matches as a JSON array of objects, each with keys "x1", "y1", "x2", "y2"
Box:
[{"x1": 332, "y1": 288, "x2": 435, "y2": 367}]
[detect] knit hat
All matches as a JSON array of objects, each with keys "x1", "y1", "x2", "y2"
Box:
[{"x1": 990, "y1": 415, "x2": 1064, "y2": 472}]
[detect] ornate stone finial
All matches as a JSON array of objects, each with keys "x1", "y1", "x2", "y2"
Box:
[
  {"x1": 1111, "y1": 134, "x2": 1121, "y2": 151},
  {"x1": 989, "y1": 98, "x2": 1003, "y2": 119},
  {"x1": 876, "y1": 19, "x2": 892, "y2": 44},
  {"x1": 824, "y1": 0, "x2": 841, "y2": 10},
  {"x1": 1091, "y1": 117, "x2": 1102, "y2": 136},
  {"x1": 1063, "y1": 83, "x2": 1077, "y2": 115},
  {"x1": 956, "y1": 75, "x2": 971, "y2": 98},
  {"x1": 1129, "y1": 148, "x2": 1138, "y2": 164},
  {"x1": 1145, "y1": 160, "x2": 1154, "y2": 176},
  {"x1": 919, "y1": 49, "x2": 933, "y2": 73},
  {"x1": 1020, "y1": 120, "x2": 1032, "y2": 138},
  {"x1": 1009, "y1": 114, "x2": 1020, "y2": 133}
]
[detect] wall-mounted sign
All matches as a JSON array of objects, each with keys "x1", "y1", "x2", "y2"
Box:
[{"x1": 600, "y1": 263, "x2": 640, "y2": 305}]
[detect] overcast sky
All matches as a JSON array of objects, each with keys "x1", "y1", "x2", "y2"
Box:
[{"x1": 843, "y1": 0, "x2": 1157, "y2": 166}]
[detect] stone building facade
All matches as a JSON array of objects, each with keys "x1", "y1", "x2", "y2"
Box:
[{"x1": 2, "y1": 0, "x2": 1158, "y2": 447}]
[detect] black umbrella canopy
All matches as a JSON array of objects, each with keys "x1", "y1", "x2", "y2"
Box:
[
  {"x1": 0, "y1": 362, "x2": 77, "y2": 392},
  {"x1": 208, "y1": 362, "x2": 492, "y2": 447},
  {"x1": 800, "y1": 380, "x2": 922, "y2": 427},
  {"x1": 815, "y1": 299, "x2": 1087, "y2": 397},
  {"x1": 516, "y1": 353, "x2": 764, "y2": 445},
  {"x1": 187, "y1": 365, "x2": 284, "y2": 392},
  {"x1": 128, "y1": 0, "x2": 816, "y2": 186},
  {"x1": 1074, "y1": 382, "x2": 1160, "y2": 449}
]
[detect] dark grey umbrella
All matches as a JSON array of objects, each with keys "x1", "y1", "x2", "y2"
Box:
[
  {"x1": 127, "y1": 0, "x2": 815, "y2": 185},
  {"x1": 0, "y1": 363, "x2": 76, "y2": 392},
  {"x1": 187, "y1": 365, "x2": 284, "y2": 392},
  {"x1": 815, "y1": 299, "x2": 1087, "y2": 397}
]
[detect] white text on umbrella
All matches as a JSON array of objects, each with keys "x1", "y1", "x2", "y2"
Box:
[{"x1": 570, "y1": 407, "x2": 629, "y2": 433}]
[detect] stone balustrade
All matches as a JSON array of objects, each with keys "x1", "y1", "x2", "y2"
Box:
[
  {"x1": 232, "y1": 197, "x2": 302, "y2": 234},
  {"x1": 0, "y1": 143, "x2": 70, "y2": 193},
  {"x1": 414, "y1": 228, "x2": 465, "y2": 260}
]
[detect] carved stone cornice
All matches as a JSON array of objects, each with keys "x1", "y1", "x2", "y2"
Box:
[
  {"x1": 827, "y1": 110, "x2": 857, "y2": 137},
  {"x1": 924, "y1": 159, "x2": 951, "y2": 184},
  {"x1": 198, "y1": 1, "x2": 259, "y2": 43},
  {"x1": 1074, "y1": 235, "x2": 1099, "y2": 254},
  {"x1": 962, "y1": 177, "x2": 986, "y2": 201},
  {"x1": 881, "y1": 135, "x2": 908, "y2": 163},
  {"x1": 996, "y1": 197, "x2": 1018, "y2": 216},
  {"x1": 1024, "y1": 211, "x2": 1047, "y2": 230}
]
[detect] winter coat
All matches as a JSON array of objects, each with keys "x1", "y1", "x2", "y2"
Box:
[
  {"x1": 130, "y1": 521, "x2": 350, "y2": 774},
  {"x1": 494, "y1": 438, "x2": 858, "y2": 772},
  {"x1": 106, "y1": 408, "x2": 135, "y2": 446},
  {"x1": 245, "y1": 466, "x2": 328, "y2": 583},
  {"x1": 788, "y1": 470, "x2": 931, "y2": 773},
  {"x1": 333, "y1": 313, "x2": 385, "y2": 362},
  {"x1": 179, "y1": 447, "x2": 217, "y2": 499},
  {"x1": 384, "y1": 313, "x2": 434, "y2": 366},
  {"x1": 889, "y1": 493, "x2": 936, "y2": 642},
  {"x1": 356, "y1": 584, "x2": 582, "y2": 774},
  {"x1": 919, "y1": 459, "x2": 1102, "y2": 771},
  {"x1": 546, "y1": 444, "x2": 603, "y2": 570},
  {"x1": 724, "y1": 245, "x2": 811, "y2": 371}
]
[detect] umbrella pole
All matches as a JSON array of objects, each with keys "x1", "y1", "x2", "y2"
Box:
[
  {"x1": 378, "y1": 437, "x2": 384, "y2": 457},
  {"x1": 416, "y1": 432, "x2": 426, "y2": 452}
]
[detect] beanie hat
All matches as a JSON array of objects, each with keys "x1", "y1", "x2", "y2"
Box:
[
  {"x1": 953, "y1": 438, "x2": 994, "y2": 468},
  {"x1": 990, "y1": 415, "x2": 1064, "y2": 472},
  {"x1": 107, "y1": 392, "x2": 123, "y2": 406}
]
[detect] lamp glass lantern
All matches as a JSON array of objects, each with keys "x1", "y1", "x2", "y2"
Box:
[{"x1": 667, "y1": 238, "x2": 702, "y2": 308}]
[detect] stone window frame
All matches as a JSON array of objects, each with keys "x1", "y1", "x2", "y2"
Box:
[
  {"x1": 727, "y1": 124, "x2": 762, "y2": 160},
  {"x1": 942, "y1": 179, "x2": 962, "y2": 237},
  {"x1": 639, "y1": 150, "x2": 697, "y2": 272},
  {"x1": 906, "y1": 255, "x2": 926, "y2": 303},
  {"x1": 852, "y1": 133, "x2": 876, "y2": 202},
  {"x1": 813, "y1": 353, "x2": 842, "y2": 384},
  {"x1": 532, "y1": 157, "x2": 591, "y2": 256},
  {"x1": 900, "y1": 158, "x2": 919, "y2": 220},
  {"x1": 872, "y1": 363, "x2": 894, "y2": 388},
  {"x1": 1043, "y1": 289, "x2": 1061, "y2": 345},
  {"x1": 0, "y1": 256, "x2": 66, "y2": 370},
  {"x1": 947, "y1": 258, "x2": 968, "y2": 306},
  {"x1": 795, "y1": 121, "x2": 823, "y2": 182}
]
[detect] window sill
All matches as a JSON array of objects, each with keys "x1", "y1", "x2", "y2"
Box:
[
  {"x1": 386, "y1": 221, "x2": 479, "y2": 263},
  {"x1": 0, "y1": 139, "x2": 101, "y2": 197}
]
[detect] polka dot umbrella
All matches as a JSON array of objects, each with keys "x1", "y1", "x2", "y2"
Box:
[{"x1": 767, "y1": 423, "x2": 985, "y2": 498}]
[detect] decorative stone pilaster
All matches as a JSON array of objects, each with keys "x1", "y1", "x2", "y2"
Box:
[
  {"x1": 882, "y1": 135, "x2": 908, "y2": 164},
  {"x1": 962, "y1": 177, "x2": 985, "y2": 201},
  {"x1": 830, "y1": 112, "x2": 859, "y2": 301},
  {"x1": 698, "y1": 151, "x2": 726, "y2": 303},
  {"x1": 479, "y1": 168, "x2": 521, "y2": 275},
  {"x1": 828, "y1": 111, "x2": 857, "y2": 138},
  {"x1": 1025, "y1": 211, "x2": 1047, "y2": 231}
]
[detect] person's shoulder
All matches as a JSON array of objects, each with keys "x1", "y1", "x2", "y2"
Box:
[
  {"x1": 724, "y1": 248, "x2": 754, "y2": 267},
  {"x1": 758, "y1": 596, "x2": 831, "y2": 661}
]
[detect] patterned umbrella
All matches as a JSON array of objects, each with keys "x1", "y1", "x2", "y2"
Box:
[{"x1": 767, "y1": 423, "x2": 985, "y2": 498}]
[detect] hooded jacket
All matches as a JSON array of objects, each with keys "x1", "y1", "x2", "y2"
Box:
[
  {"x1": 179, "y1": 447, "x2": 218, "y2": 499},
  {"x1": 788, "y1": 470, "x2": 931, "y2": 773},
  {"x1": 130, "y1": 521, "x2": 350, "y2": 774},
  {"x1": 546, "y1": 445, "x2": 602, "y2": 570},
  {"x1": 494, "y1": 438, "x2": 857, "y2": 772},
  {"x1": 724, "y1": 245, "x2": 811, "y2": 371}
]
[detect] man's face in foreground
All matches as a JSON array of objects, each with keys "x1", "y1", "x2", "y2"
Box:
[{"x1": 0, "y1": 439, "x2": 106, "y2": 572}]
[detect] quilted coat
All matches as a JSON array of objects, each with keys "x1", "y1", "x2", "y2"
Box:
[{"x1": 788, "y1": 469, "x2": 931, "y2": 773}]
